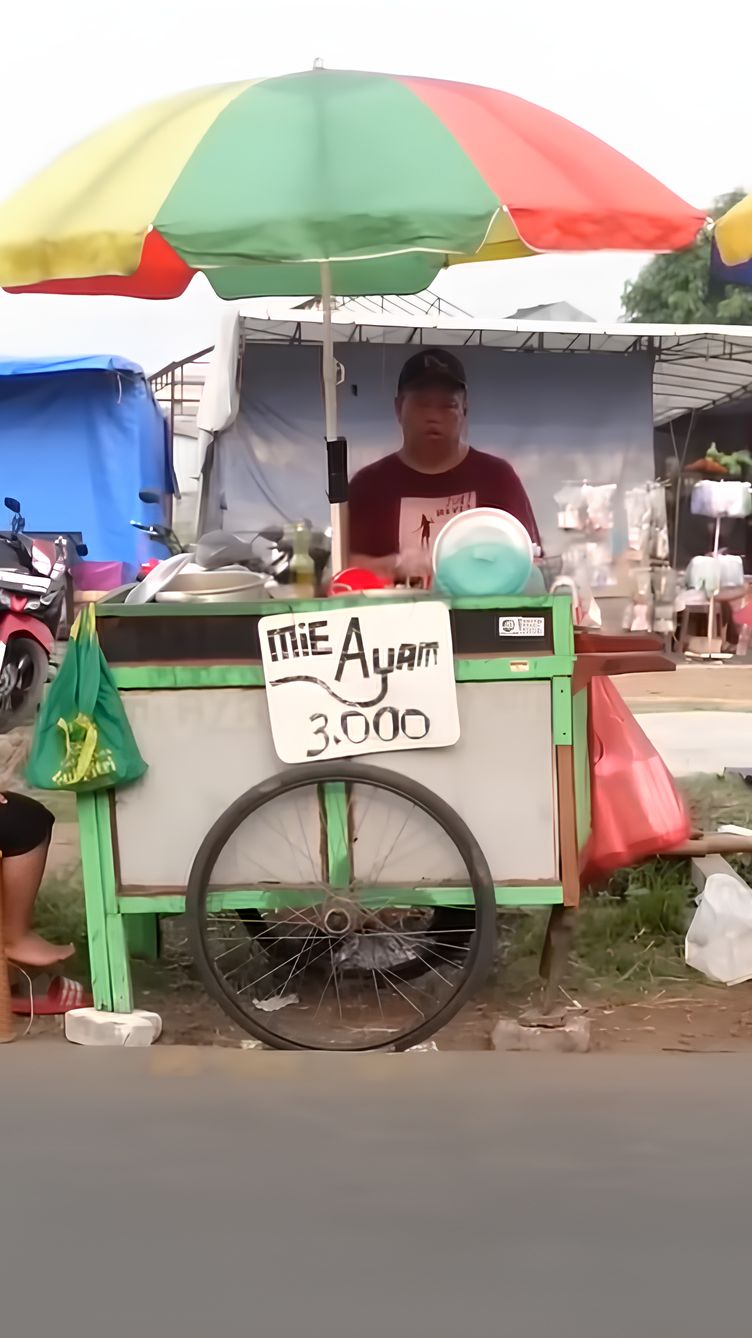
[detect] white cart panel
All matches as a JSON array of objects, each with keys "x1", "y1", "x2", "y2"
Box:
[
  {"x1": 115, "y1": 680, "x2": 558, "y2": 889},
  {"x1": 351, "y1": 680, "x2": 557, "y2": 883}
]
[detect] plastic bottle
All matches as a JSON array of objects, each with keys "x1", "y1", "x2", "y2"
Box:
[{"x1": 290, "y1": 523, "x2": 315, "y2": 599}]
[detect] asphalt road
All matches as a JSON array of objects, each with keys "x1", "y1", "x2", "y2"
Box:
[{"x1": 2, "y1": 1047, "x2": 751, "y2": 1338}]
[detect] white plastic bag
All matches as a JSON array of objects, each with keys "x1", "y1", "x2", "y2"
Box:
[
  {"x1": 690, "y1": 480, "x2": 752, "y2": 520},
  {"x1": 686, "y1": 872, "x2": 752, "y2": 985}
]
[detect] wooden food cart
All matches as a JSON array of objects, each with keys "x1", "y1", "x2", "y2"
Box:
[{"x1": 77, "y1": 589, "x2": 671, "y2": 1050}]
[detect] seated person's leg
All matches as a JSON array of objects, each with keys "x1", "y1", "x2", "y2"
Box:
[{"x1": 0, "y1": 793, "x2": 74, "y2": 967}]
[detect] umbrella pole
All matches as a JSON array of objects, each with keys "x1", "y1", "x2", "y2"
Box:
[{"x1": 321, "y1": 262, "x2": 349, "y2": 572}]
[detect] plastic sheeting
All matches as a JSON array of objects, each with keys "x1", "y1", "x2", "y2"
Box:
[
  {"x1": 687, "y1": 872, "x2": 752, "y2": 985},
  {"x1": 0, "y1": 353, "x2": 143, "y2": 379},
  {"x1": 580, "y1": 676, "x2": 690, "y2": 888},
  {"x1": 0, "y1": 356, "x2": 172, "y2": 572},
  {"x1": 205, "y1": 343, "x2": 654, "y2": 553}
]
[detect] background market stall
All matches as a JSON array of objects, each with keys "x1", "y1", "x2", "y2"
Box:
[
  {"x1": 192, "y1": 313, "x2": 752, "y2": 543},
  {"x1": 0, "y1": 354, "x2": 174, "y2": 589},
  {"x1": 181, "y1": 313, "x2": 752, "y2": 640}
]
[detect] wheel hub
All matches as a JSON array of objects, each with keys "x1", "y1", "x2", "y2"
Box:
[{"x1": 322, "y1": 904, "x2": 354, "y2": 936}]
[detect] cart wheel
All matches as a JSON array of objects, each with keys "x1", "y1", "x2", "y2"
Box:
[{"x1": 185, "y1": 761, "x2": 495, "y2": 1052}]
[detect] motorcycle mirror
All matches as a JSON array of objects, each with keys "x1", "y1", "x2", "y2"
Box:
[
  {"x1": 4, "y1": 497, "x2": 20, "y2": 513},
  {"x1": 259, "y1": 526, "x2": 284, "y2": 544},
  {"x1": 138, "y1": 489, "x2": 160, "y2": 505},
  {"x1": 76, "y1": 543, "x2": 89, "y2": 558}
]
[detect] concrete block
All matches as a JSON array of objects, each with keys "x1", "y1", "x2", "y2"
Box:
[
  {"x1": 492, "y1": 1015, "x2": 590, "y2": 1053},
  {"x1": 65, "y1": 1008, "x2": 162, "y2": 1047},
  {"x1": 691, "y1": 854, "x2": 749, "y2": 895}
]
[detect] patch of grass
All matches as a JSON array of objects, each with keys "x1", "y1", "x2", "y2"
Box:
[
  {"x1": 678, "y1": 772, "x2": 752, "y2": 882},
  {"x1": 571, "y1": 873, "x2": 691, "y2": 992},
  {"x1": 503, "y1": 849, "x2": 701, "y2": 999},
  {"x1": 679, "y1": 772, "x2": 752, "y2": 829},
  {"x1": 534, "y1": 773, "x2": 752, "y2": 997},
  {"x1": 34, "y1": 867, "x2": 89, "y2": 982}
]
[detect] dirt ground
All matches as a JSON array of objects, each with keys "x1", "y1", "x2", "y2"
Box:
[
  {"x1": 140, "y1": 967, "x2": 752, "y2": 1053},
  {"x1": 21, "y1": 879, "x2": 752, "y2": 1054},
  {"x1": 619, "y1": 663, "x2": 752, "y2": 710},
  {"x1": 27, "y1": 982, "x2": 752, "y2": 1054}
]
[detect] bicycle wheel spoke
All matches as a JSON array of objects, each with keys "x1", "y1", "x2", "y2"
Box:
[
  {"x1": 371, "y1": 970, "x2": 385, "y2": 1019},
  {"x1": 235, "y1": 935, "x2": 334, "y2": 997},
  {"x1": 371, "y1": 966, "x2": 428, "y2": 1018},
  {"x1": 379, "y1": 926, "x2": 470, "y2": 978},
  {"x1": 366, "y1": 806, "x2": 415, "y2": 887},
  {"x1": 188, "y1": 767, "x2": 493, "y2": 1051}
]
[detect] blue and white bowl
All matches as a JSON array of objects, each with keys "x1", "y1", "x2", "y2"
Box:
[{"x1": 433, "y1": 507, "x2": 534, "y2": 597}]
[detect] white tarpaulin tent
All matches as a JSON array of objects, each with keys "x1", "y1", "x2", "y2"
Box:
[{"x1": 195, "y1": 311, "x2": 752, "y2": 553}]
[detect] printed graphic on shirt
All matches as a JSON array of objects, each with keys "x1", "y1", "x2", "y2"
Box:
[{"x1": 398, "y1": 492, "x2": 476, "y2": 558}]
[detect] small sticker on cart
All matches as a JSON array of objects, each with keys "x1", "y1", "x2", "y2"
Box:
[{"x1": 498, "y1": 616, "x2": 545, "y2": 637}]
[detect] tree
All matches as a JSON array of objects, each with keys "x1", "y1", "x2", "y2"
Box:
[{"x1": 621, "y1": 190, "x2": 752, "y2": 324}]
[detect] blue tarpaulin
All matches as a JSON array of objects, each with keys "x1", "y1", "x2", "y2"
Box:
[{"x1": 0, "y1": 355, "x2": 173, "y2": 574}]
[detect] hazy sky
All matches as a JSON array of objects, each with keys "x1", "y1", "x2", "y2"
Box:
[{"x1": 0, "y1": 0, "x2": 749, "y2": 371}]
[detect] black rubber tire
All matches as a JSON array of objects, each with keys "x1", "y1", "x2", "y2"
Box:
[
  {"x1": 0, "y1": 636, "x2": 48, "y2": 732},
  {"x1": 185, "y1": 760, "x2": 496, "y2": 1052}
]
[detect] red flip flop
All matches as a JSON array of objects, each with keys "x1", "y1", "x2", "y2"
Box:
[{"x1": 11, "y1": 976, "x2": 93, "y2": 1016}]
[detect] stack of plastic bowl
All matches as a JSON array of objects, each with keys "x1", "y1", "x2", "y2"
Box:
[{"x1": 432, "y1": 508, "x2": 534, "y2": 597}]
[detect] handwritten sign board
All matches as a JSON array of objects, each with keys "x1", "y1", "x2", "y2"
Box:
[{"x1": 258, "y1": 601, "x2": 460, "y2": 765}]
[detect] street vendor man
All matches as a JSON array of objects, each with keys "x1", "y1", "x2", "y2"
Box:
[{"x1": 349, "y1": 349, "x2": 541, "y2": 585}]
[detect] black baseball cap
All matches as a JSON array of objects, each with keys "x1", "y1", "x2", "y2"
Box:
[{"x1": 397, "y1": 348, "x2": 467, "y2": 394}]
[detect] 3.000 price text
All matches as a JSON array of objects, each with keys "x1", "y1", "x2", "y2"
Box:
[{"x1": 307, "y1": 706, "x2": 430, "y2": 757}]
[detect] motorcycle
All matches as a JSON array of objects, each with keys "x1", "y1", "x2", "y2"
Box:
[
  {"x1": 130, "y1": 490, "x2": 185, "y2": 567},
  {"x1": 130, "y1": 491, "x2": 331, "y2": 593},
  {"x1": 0, "y1": 497, "x2": 87, "y2": 730}
]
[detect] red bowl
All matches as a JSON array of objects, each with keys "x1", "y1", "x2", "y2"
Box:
[{"x1": 329, "y1": 566, "x2": 387, "y2": 595}]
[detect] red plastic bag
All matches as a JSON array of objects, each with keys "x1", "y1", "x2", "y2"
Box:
[{"x1": 580, "y1": 676, "x2": 690, "y2": 887}]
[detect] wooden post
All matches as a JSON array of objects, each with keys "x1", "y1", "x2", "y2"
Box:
[
  {"x1": 555, "y1": 744, "x2": 581, "y2": 908},
  {"x1": 0, "y1": 861, "x2": 16, "y2": 1043}
]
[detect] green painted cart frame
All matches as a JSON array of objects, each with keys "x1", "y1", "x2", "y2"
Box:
[{"x1": 77, "y1": 592, "x2": 590, "y2": 1015}]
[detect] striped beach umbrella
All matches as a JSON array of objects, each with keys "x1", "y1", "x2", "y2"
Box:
[
  {"x1": 714, "y1": 192, "x2": 752, "y2": 286},
  {"x1": 0, "y1": 68, "x2": 703, "y2": 564},
  {"x1": 0, "y1": 68, "x2": 704, "y2": 299}
]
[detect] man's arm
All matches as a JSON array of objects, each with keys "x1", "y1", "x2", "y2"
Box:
[
  {"x1": 348, "y1": 466, "x2": 407, "y2": 579},
  {"x1": 349, "y1": 471, "x2": 431, "y2": 583}
]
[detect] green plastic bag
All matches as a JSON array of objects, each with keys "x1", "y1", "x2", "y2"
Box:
[{"x1": 26, "y1": 602, "x2": 147, "y2": 793}]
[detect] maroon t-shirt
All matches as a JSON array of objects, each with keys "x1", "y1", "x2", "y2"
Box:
[{"x1": 349, "y1": 446, "x2": 540, "y2": 559}]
